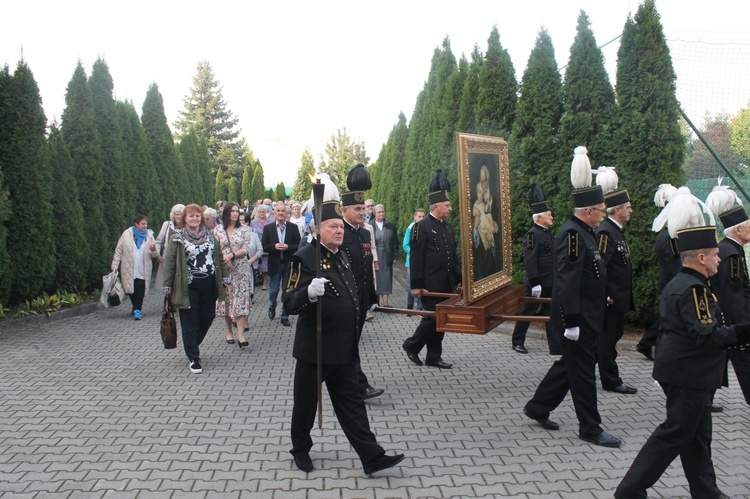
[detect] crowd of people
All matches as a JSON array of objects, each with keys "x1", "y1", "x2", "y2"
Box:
[{"x1": 105, "y1": 153, "x2": 750, "y2": 489}]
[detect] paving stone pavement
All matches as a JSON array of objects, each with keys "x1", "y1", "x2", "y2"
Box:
[{"x1": 1, "y1": 274, "x2": 749, "y2": 498}]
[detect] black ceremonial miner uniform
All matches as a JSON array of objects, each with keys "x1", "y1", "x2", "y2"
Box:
[
  {"x1": 712, "y1": 237, "x2": 750, "y2": 405},
  {"x1": 511, "y1": 223, "x2": 555, "y2": 347},
  {"x1": 638, "y1": 227, "x2": 682, "y2": 352},
  {"x1": 341, "y1": 220, "x2": 378, "y2": 334},
  {"x1": 403, "y1": 213, "x2": 462, "y2": 363},
  {"x1": 595, "y1": 217, "x2": 634, "y2": 390},
  {"x1": 282, "y1": 241, "x2": 385, "y2": 467},
  {"x1": 616, "y1": 268, "x2": 750, "y2": 498},
  {"x1": 524, "y1": 216, "x2": 607, "y2": 439}
]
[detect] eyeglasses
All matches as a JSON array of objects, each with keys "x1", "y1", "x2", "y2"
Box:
[{"x1": 590, "y1": 207, "x2": 608, "y2": 214}]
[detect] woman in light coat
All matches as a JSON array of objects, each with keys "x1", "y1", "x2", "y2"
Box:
[
  {"x1": 155, "y1": 204, "x2": 185, "y2": 288},
  {"x1": 111, "y1": 214, "x2": 160, "y2": 319}
]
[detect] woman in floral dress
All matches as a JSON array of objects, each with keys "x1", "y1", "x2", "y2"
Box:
[{"x1": 214, "y1": 202, "x2": 253, "y2": 348}]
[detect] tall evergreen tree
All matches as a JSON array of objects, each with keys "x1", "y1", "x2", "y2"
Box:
[
  {"x1": 613, "y1": 0, "x2": 685, "y2": 325},
  {"x1": 317, "y1": 127, "x2": 370, "y2": 190},
  {"x1": 214, "y1": 166, "x2": 226, "y2": 202},
  {"x1": 251, "y1": 162, "x2": 266, "y2": 202},
  {"x1": 457, "y1": 46, "x2": 484, "y2": 134},
  {"x1": 174, "y1": 60, "x2": 247, "y2": 175},
  {"x1": 48, "y1": 123, "x2": 87, "y2": 290},
  {"x1": 240, "y1": 162, "x2": 254, "y2": 203},
  {"x1": 474, "y1": 26, "x2": 518, "y2": 137},
  {"x1": 370, "y1": 113, "x2": 409, "y2": 232},
  {"x1": 227, "y1": 177, "x2": 239, "y2": 203},
  {"x1": 89, "y1": 58, "x2": 126, "y2": 240},
  {"x1": 116, "y1": 100, "x2": 161, "y2": 217},
  {"x1": 0, "y1": 67, "x2": 12, "y2": 303},
  {"x1": 290, "y1": 148, "x2": 315, "y2": 201},
  {"x1": 275, "y1": 182, "x2": 286, "y2": 201},
  {"x1": 142, "y1": 83, "x2": 181, "y2": 222},
  {"x1": 178, "y1": 127, "x2": 212, "y2": 205},
  {"x1": 510, "y1": 29, "x2": 564, "y2": 279},
  {"x1": 61, "y1": 61, "x2": 109, "y2": 286}
]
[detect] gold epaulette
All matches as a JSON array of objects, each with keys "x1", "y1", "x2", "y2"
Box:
[
  {"x1": 566, "y1": 230, "x2": 579, "y2": 259},
  {"x1": 730, "y1": 255, "x2": 741, "y2": 279},
  {"x1": 285, "y1": 261, "x2": 302, "y2": 293},
  {"x1": 598, "y1": 232, "x2": 609, "y2": 255},
  {"x1": 526, "y1": 233, "x2": 534, "y2": 250},
  {"x1": 692, "y1": 285, "x2": 713, "y2": 326}
]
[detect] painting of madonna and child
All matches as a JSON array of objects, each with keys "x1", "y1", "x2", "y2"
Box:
[{"x1": 456, "y1": 133, "x2": 512, "y2": 303}]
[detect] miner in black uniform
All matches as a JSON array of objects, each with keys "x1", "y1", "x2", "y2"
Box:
[
  {"x1": 402, "y1": 169, "x2": 462, "y2": 369},
  {"x1": 523, "y1": 146, "x2": 621, "y2": 447},
  {"x1": 707, "y1": 189, "x2": 750, "y2": 409},
  {"x1": 615, "y1": 226, "x2": 750, "y2": 499},
  {"x1": 595, "y1": 188, "x2": 638, "y2": 394},
  {"x1": 283, "y1": 200, "x2": 404, "y2": 475},
  {"x1": 340, "y1": 164, "x2": 384, "y2": 400},
  {"x1": 636, "y1": 184, "x2": 680, "y2": 361},
  {"x1": 511, "y1": 185, "x2": 555, "y2": 354}
]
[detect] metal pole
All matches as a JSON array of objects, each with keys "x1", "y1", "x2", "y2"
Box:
[{"x1": 311, "y1": 181, "x2": 325, "y2": 430}]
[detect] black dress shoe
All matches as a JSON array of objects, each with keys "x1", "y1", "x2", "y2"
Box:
[
  {"x1": 364, "y1": 386, "x2": 385, "y2": 399},
  {"x1": 513, "y1": 345, "x2": 529, "y2": 354},
  {"x1": 523, "y1": 408, "x2": 560, "y2": 431},
  {"x1": 425, "y1": 359, "x2": 453, "y2": 369},
  {"x1": 636, "y1": 346, "x2": 654, "y2": 361},
  {"x1": 580, "y1": 431, "x2": 621, "y2": 448},
  {"x1": 281, "y1": 317, "x2": 291, "y2": 327},
  {"x1": 268, "y1": 307, "x2": 276, "y2": 320},
  {"x1": 293, "y1": 453, "x2": 314, "y2": 472},
  {"x1": 710, "y1": 403, "x2": 724, "y2": 413},
  {"x1": 403, "y1": 345, "x2": 422, "y2": 366},
  {"x1": 606, "y1": 383, "x2": 638, "y2": 394},
  {"x1": 363, "y1": 453, "x2": 405, "y2": 476}
]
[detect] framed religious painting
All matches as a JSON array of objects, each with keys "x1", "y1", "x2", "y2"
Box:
[{"x1": 455, "y1": 132, "x2": 512, "y2": 303}]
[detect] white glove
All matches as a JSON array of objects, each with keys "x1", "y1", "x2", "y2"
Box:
[
  {"x1": 531, "y1": 285, "x2": 542, "y2": 298},
  {"x1": 369, "y1": 303, "x2": 378, "y2": 311},
  {"x1": 564, "y1": 327, "x2": 580, "y2": 341},
  {"x1": 307, "y1": 277, "x2": 329, "y2": 302}
]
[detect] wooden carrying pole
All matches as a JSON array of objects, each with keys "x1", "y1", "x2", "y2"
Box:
[{"x1": 311, "y1": 180, "x2": 325, "y2": 430}]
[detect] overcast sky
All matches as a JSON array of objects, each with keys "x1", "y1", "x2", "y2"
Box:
[{"x1": 3, "y1": 1, "x2": 749, "y2": 187}]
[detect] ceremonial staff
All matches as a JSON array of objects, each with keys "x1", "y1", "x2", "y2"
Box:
[{"x1": 311, "y1": 178, "x2": 325, "y2": 429}]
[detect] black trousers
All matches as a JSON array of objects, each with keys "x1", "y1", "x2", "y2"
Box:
[
  {"x1": 616, "y1": 384, "x2": 720, "y2": 499},
  {"x1": 178, "y1": 279, "x2": 217, "y2": 362},
  {"x1": 524, "y1": 327, "x2": 602, "y2": 437},
  {"x1": 402, "y1": 297, "x2": 444, "y2": 363},
  {"x1": 290, "y1": 360, "x2": 384, "y2": 466},
  {"x1": 129, "y1": 278, "x2": 146, "y2": 312},
  {"x1": 637, "y1": 318, "x2": 659, "y2": 351},
  {"x1": 511, "y1": 285, "x2": 551, "y2": 347},
  {"x1": 598, "y1": 309, "x2": 625, "y2": 390}
]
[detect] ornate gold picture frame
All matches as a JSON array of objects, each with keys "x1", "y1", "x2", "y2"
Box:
[{"x1": 456, "y1": 133, "x2": 512, "y2": 303}]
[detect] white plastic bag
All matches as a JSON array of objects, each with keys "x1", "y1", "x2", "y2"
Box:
[{"x1": 100, "y1": 270, "x2": 117, "y2": 308}]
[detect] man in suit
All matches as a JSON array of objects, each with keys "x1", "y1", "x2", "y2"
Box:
[
  {"x1": 283, "y1": 200, "x2": 404, "y2": 475},
  {"x1": 511, "y1": 186, "x2": 554, "y2": 354},
  {"x1": 262, "y1": 203, "x2": 300, "y2": 326},
  {"x1": 523, "y1": 181, "x2": 621, "y2": 448},
  {"x1": 595, "y1": 188, "x2": 638, "y2": 394},
  {"x1": 402, "y1": 169, "x2": 462, "y2": 369},
  {"x1": 615, "y1": 226, "x2": 750, "y2": 499}
]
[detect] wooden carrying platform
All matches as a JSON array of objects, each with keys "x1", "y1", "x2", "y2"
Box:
[{"x1": 376, "y1": 285, "x2": 550, "y2": 335}]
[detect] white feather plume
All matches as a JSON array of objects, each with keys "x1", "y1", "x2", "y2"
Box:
[
  {"x1": 705, "y1": 176, "x2": 742, "y2": 217},
  {"x1": 594, "y1": 166, "x2": 619, "y2": 194},
  {"x1": 653, "y1": 183, "x2": 678, "y2": 207},
  {"x1": 651, "y1": 186, "x2": 716, "y2": 237},
  {"x1": 570, "y1": 146, "x2": 595, "y2": 189}
]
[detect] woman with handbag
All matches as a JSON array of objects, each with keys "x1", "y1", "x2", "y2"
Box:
[
  {"x1": 155, "y1": 204, "x2": 185, "y2": 288},
  {"x1": 163, "y1": 204, "x2": 229, "y2": 374},
  {"x1": 213, "y1": 203, "x2": 256, "y2": 347},
  {"x1": 111, "y1": 215, "x2": 160, "y2": 320}
]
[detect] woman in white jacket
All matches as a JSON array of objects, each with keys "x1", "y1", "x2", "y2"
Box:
[
  {"x1": 155, "y1": 204, "x2": 185, "y2": 288},
  {"x1": 111, "y1": 214, "x2": 160, "y2": 320}
]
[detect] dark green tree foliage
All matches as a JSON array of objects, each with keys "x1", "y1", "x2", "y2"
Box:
[
  {"x1": 0, "y1": 68, "x2": 13, "y2": 303},
  {"x1": 275, "y1": 182, "x2": 286, "y2": 201},
  {"x1": 227, "y1": 177, "x2": 239, "y2": 203},
  {"x1": 89, "y1": 58, "x2": 126, "y2": 241},
  {"x1": 251, "y1": 161, "x2": 266, "y2": 201},
  {"x1": 61, "y1": 61, "x2": 109, "y2": 285},
  {"x1": 240, "y1": 162, "x2": 254, "y2": 203},
  {"x1": 290, "y1": 148, "x2": 315, "y2": 201},
  {"x1": 318, "y1": 127, "x2": 370, "y2": 190},
  {"x1": 116, "y1": 101, "x2": 161, "y2": 217},
  {"x1": 475, "y1": 27, "x2": 518, "y2": 137},
  {"x1": 143, "y1": 83, "x2": 182, "y2": 222},
  {"x1": 48, "y1": 124, "x2": 86, "y2": 290},
  {"x1": 214, "y1": 166, "x2": 226, "y2": 203},
  {"x1": 614, "y1": 0, "x2": 685, "y2": 325},
  {"x1": 370, "y1": 113, "x2": 409, "y2": 232},
  {"x1": 1, "y1": 62, "x2": 56, "y2": 301},
  {"x1": 457, "y1": 46, "x2": 484, "y2": 134},
  {"x1": 266, "y1": 188, "x2": 275, "y2": 201},
  {"x1": 510, "y1": 29, "x2": 564, "y2": 280},
  {"x1": 400, "y1": 38, "x2": 460, "y2": 234},
  {"x1": 178, "y1": 127, "x2": 212, "y2": 205}
]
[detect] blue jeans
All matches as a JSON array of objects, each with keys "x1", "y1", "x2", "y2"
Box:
[
  {"x1": 268, "y1": 266, "x2": 288, "y2": 319},
  {"x1": 406, "y1": 268, "x2": 422, "y2": 310}
]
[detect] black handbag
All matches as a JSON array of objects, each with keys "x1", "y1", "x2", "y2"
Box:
[{"x1": 160, "y1": 295, "x2": 177, "y2": 349}]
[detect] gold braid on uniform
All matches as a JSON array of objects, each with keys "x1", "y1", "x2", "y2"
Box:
[
  {"x1": 691, "y1": 285, "x2": 713, "y2": 327},
  {"x1": 286, "y1": 261, "x2": 302, "y2": 293},
  {"x1": 566, "y1": 230, "x2": 579, "y2": 260},
  {"x1": 598, "y1": 232, "x2": 609, "y2": 255},
  {"x1": 526, "y1": 233, "x2": 534, "y2": 250}
]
